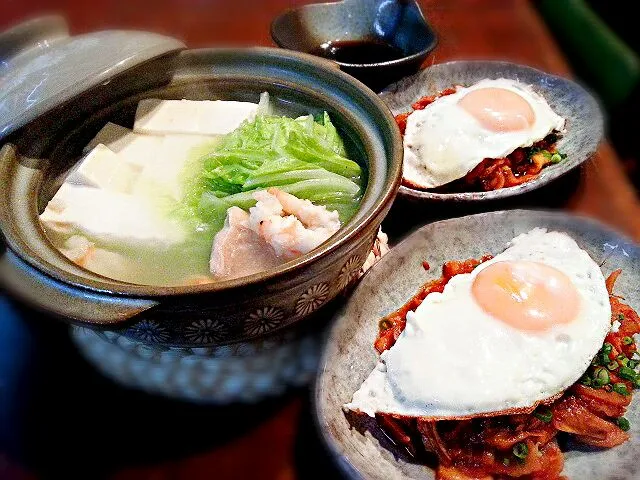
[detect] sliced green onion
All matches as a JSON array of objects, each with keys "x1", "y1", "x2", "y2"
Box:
[
  {"x1": 601, "y1": 352, "x2": 612, "y2": 365},
  {"x1": 613, "y1": 383, "x2": 630, "y2": 395},
  {"x1": 619, "y1": 366, "x2": 636, "y2": 381},
  {"x1": 593, "y1": 367, "x2": 610, "y2": 386},
  {"x1": 607, "y1": 361, "x2": 619, "y2": 370},
  {"x1": 634, "y1": 377, "x2": 640, "y2": 389},
  {"x1": 533, "y1": 407, "x2": 553, "y2": 423},
  {"x1": 513, "y1": 442, "x2": 529, "y2": 460},
  {"x1": 617, "y1": 417, "x2": 631, "y2": 432},
  {"x1": 618, "y1": 354, "x2": 629, "y2": 367},
  {"x1": 502, "y1": 458, "x2": 510, "y2": 466},
  {"x1": 603, "y1": 343, "x2": 613, "y2": 354},
  {"x1": 550, "y1": 153, "x2": 563, "y2": 163},
  {"x1": 580, "y1": 375, "x2": 592, "y2": 386},
  {"x1": 618, "y1": 313, "x2": 625, "y2": 321},
  {"x1": 623, "y1": 336, "x2": 634, "y2": 346},
  {"x1": 628, "y1": 359, "x2": 639, "y2": 369}
]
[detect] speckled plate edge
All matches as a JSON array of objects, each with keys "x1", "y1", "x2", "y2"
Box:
[
  {"x1": 315, "y1": 210, "x2": 639, "y2": 480},
  {"x1": 379, "y1": 61, "x2": 605, "y2": 202}
]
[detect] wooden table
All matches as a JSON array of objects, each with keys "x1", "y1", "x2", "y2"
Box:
[{"x1": 1, "y1": 1, "x2": 639, "y2": 479}]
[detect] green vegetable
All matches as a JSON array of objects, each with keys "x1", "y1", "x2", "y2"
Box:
[
  {"x1": 182, "y1": 111, "x2": 364, "y2": 238},
  {"x1": 613, "y1": 383, "x2": 630, "y2": 395},
  {"x1": 623, "y1": 336, "x2": 634, "y2": 346},
  {"x1": 513, "y1": 442, "x2": 529, "y2": 460},
  {"x1": 533, "y1": 407, "x2": 553, "y2": 423},
  {"x1": 603, "y1": 343, "x2": 613, "y2": 354},
  {"x1": 618, "y1": 313, "x2": 625, "y2": 321},
  {"x1": 618, "y1": 354, "x2": 629, "y2": 367},
  {"x1": 628, "y1": 359, "x2": 639, "y2": 369},
  {"x1": 580, "y1": 375, "x2": 592, "y2": 386},
  {"x1": 593, "y1": 366, "x2": 610, "y2": 386},
  {"x1": 634, "y1": 377, "x2": 640, "y2": 388},
  {"x1": 550, "y1": 153, "x2": 563, "y2": 163},
  {"x1": 619, "y1": 366, "x2": 636, "y2": 381},
  {"x1": 502, "y1": 458, "x2": 510, "y2": 466},
  {"x1": 616, "y1": 417, "x2": 631, "y2": 432},
  {"x1": 607, "y1": 361, "x2": 619, "y2": 371}
]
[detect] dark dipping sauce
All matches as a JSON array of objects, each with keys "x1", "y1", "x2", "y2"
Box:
[{"x1": 310, "y1": 39, "x2": 405, "y2": 64}]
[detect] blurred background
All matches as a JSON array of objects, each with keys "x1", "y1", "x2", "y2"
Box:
[{"x1": 1, "y1": 0, "x2": 639, "y2": 479}]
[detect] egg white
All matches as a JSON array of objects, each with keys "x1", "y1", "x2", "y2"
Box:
[
  {"x1": 346, "y1": 229, "x2": 611, "y2": 419},
  {"x1": 403, "y1": 79, "x2": 566, "y2": 189}
]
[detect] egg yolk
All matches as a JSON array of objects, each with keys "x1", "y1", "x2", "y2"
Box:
[
  {"x1": 458, "y1": 87, "x2": 535, "y2": 132},
  {"x1": 472, "y1": 261, "x2": 580, "y2": 331}
]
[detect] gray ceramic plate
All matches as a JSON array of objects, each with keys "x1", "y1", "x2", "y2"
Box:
[
  {"x1": 379, "y1": 61, "x2": 604, "y2": 202},
  {"x1": 316, "y1": 210, "x2": 639, "y2": 480}
]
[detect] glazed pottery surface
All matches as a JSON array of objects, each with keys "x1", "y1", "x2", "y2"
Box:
[
  {"x1": 316, "y1": 210, "x2": 639, "y2": 480},
  {"x1": 380, "y1": 61, "x2": 604, "y2": 202},
  {"x1": 0, "y1": 46, "x2": 402, "y2": 347}
]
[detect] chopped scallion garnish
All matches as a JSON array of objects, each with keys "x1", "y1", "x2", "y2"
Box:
[
  {"x1": 533, "y1": 407, "x2": 553, "y2": 423},
  {"x1": 513, "y1": 442, "x2": 529, "y2": 460},
  {"x1": 618, "y1": 354, "x2": 629, "y2": 367},
  {"x1": 623, "y1": 336, "x2": 634, "y2": 346},
  {"x1": 607, "y1": 361, "x2": 619, "y2": 371},
  {"x1": 619, "y1": 366, "x2": 636, "y2": 381},
  {"x1": 613, "y1": 383, "x2": 630, "y2": 396},
  {"x1": 617, "y1": 417, "x2": 631, "y2": 432},
  {"x1": 593, "y1": 367, "x2": 610, "y2": 386}
]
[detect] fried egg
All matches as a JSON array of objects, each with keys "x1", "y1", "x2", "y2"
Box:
[
  {"x1": 346, "y1": 229, "x2": 611, "y2": 419},
  {"x1": 403, "y1": 79, "x2": 566, "y2": 189}
]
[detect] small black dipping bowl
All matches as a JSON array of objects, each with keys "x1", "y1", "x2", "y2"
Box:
[{"x1": 271, "y1": 0, "x2": 438, "y2": 92}]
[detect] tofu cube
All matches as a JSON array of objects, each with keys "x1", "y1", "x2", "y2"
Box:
[
  {"x1": 66, "y1": 144, "x2": 140, "y2": 193},
  {"x1": 40, "y1": 183, "x2": 186, "y2": 251},
  {"x1": 134, "y1": 99, "x2": 257, "y2": 136}
]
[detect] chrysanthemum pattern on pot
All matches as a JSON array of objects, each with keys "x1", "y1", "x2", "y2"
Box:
[
  {"x1": 184, "y1": 318, "x2": 228, "y2": 344},
  {"x1": 117, "y1": 231, "x2": 388, "y2": 347},
  {"x1": 337, "y1": 254, "x2": 364, "y2": 292},
  {"x1": 295, "y1": 282, "x2": 330, "y2": 316},
  {"x1": 244, "y1": 307, "x2": 285, "y2": 336},
  {"x1": 128, "y1": 319, "x2": 170, "y2": 343}
]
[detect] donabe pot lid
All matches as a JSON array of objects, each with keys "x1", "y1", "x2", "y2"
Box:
[{"x1": 0, "y1": 15, "x2": 185, "y2": 140}]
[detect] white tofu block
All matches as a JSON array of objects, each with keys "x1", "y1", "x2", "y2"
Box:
[
  {"x1": 132, "y1": 134, "x2": 219, "y2": 201},
  {"x1": 40, "y1": 184, "x2": 186, "y2": 251},
  {"x1": 66, "y1": 144, "x2": 140, "y2": 193},
  {"x1": 134, "y1": 99, "x2": 257, "y2": 136},
  {"x1": 84, "y1": 123, "x2": 165, "y2": 169},
  {"x1": 84, "y1": 122, "x2": 132, "y2": 153}
]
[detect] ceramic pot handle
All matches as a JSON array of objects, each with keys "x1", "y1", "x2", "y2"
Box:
[
  {"x1": 0, "y1": 16, "x2": 69, "y2": 65},
  {"x1": 0, "y1": 248, "x2": 157, "y2": 326}
]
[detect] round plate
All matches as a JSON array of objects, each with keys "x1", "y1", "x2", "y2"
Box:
[
  {"x1": 315, "y1": 210, "x2": 639, "y2": 479},
  {"x1": 379, "y1": 61, "x2": 604, "y2": 202}
]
